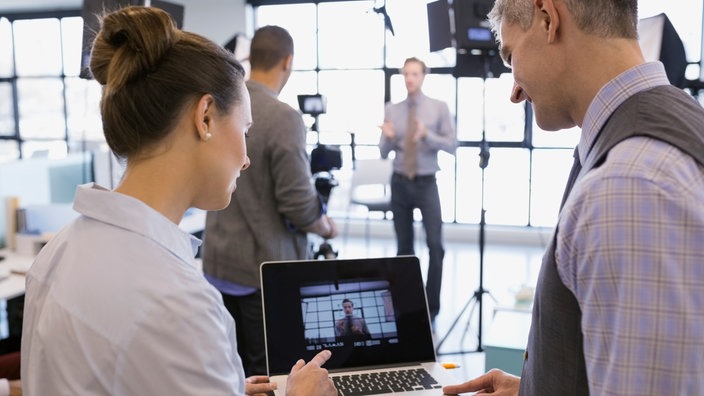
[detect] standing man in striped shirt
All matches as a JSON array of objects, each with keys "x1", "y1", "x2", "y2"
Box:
[{"x1": 379, "y1": 57, "x2": 457, "y2": 328}]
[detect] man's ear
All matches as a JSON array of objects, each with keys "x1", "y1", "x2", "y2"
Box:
[
  {"x1": 282, "y1": 54, "x2": 293, "y2": 71},
  {"x1": 194, "y1": 94, "x2": 215, "y2": 141},
  {"x1": 536, "y1": 0, "x2": 559, "y2": 43}
]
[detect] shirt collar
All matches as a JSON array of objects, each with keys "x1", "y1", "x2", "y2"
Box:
[
  {"x1": 72, "y1": 183, "x2": 201, "y2": 265},
  {"x1": 406, "y1": 93, "x2": 426, "y2": 107},
  {"x1": 578, "y1": 62, "x2": 670, "y2": 164},
  {"x1": 246, "y1": 79, "x2": 278, "y2": 99}
]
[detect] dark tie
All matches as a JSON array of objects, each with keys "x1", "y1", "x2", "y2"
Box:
[
  {"x1": 559, "y1": 147, "x2": 582, "y2": 210},
  {"x1": 404, "y1": 99, "x2": 418, "y2": 179},
  {"x1": 345, "y1": 317, "x2": 352, "y2": 335}
]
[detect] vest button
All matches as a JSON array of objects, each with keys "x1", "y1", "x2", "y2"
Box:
[{"x1": 524, "y1": 350, "x2": 529, "y2": 360}]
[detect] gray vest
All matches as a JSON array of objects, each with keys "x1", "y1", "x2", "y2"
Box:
[{"x1": 519, "y1": 85, "x2": 704, "y2": 395}]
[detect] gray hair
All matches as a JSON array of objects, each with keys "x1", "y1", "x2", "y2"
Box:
[{"x1": 488, "y1": 0, "x2": 638, "y2": 45}]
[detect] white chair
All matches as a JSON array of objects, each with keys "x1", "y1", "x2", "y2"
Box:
[{"x1": 344, "y1": 158, "x2": 394, "y2": 248}]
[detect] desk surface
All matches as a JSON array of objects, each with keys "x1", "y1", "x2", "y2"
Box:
[
  {"x1": 0, "y1": 250, "x2": 33, "y2": 300},
  {"x1": 484, "y1": 308, "x2": 532, "y2": 349}
]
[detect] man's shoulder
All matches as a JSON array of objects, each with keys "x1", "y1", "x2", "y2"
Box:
[
  {"x1": 249, "y1": 92, "x2": 301, "y2": 121},
  {"x1": 423, "y1": 95, "x2": 449, "y2": 109}
]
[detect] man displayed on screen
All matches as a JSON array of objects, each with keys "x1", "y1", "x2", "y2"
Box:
[{"x1": 334, "y1": 299, "x2": 370, "y2": 339}]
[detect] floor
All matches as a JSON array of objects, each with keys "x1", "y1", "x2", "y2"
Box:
[{"x1": 324, "y1": 219, "x2": 547, "y2": 383}]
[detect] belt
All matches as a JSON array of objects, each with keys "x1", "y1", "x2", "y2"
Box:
[{"x1": 392, "y1": 172, "x2": 436, "y2": 182}]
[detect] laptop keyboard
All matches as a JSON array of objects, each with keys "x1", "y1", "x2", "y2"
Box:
[{"x1": 331, "y1": 367, "x2": 443, "y2": 395}]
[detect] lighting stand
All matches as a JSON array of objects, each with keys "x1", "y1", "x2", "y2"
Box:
[
  {"x1": 436, "y1": 53, "x2": 497, "y2": 354},
  {"x1": 435, "y1": 143, "x2": 496, "y2": 353}
]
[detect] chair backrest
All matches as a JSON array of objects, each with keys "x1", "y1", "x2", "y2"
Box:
[
  {"x1": 350, "y1": 158, "x2": 393, "y2": 189},
  {"x1": 348, "y1": 158, "x2": 393, "y2": 211}
]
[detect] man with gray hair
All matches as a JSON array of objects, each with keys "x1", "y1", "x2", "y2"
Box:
[{"x1": 444, "y1": 0, "x2": 704, "y2": 395}]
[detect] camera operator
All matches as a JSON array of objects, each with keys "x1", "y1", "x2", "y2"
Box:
[{"x1": 201, "y1": 25, "x2": 337, "y2": 377}]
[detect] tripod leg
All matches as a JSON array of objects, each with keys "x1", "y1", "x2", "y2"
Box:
[
  {"x1": 459, "y1": 297, "x2": 480, "y2": 349},
  {"x1": 435, "y1": 294, "x2": 476, "y2": 353}
]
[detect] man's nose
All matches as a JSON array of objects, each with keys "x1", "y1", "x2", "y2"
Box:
[{"x1": 511, "y1": 82, "x2": 526, "y2": 103}]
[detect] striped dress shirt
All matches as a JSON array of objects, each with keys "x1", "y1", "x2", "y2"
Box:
[{"x1": 557, "y1": 62, "x2": 704, "y2": 394}]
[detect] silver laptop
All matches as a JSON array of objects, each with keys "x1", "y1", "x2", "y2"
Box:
[{"x1": 260, "y1": 255, "x2": 463, "y2": 395}]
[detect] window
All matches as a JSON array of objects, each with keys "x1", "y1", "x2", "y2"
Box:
[
  {"x1": 254, "y1": 1, "x2": 547, "y2": 227},
  {"x1": 0, "y1": 10, "x2": 99, "y2": 161},
  {"x1": 4, "y1": 1, "x2": 702, "y2": 228},
  {"x1": 250, "y1": 0, "x2": 704, "y2": 227}
]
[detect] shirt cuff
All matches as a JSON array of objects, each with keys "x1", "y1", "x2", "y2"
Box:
[{"x1": 0, "y1": 378, "x2": 9, "y2": 396}]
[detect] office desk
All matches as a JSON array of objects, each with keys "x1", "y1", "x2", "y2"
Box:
[
  {"x1": 0, "y1": 250, "x2": 33, "y2": 301},
  {"x1": 0, "y1": 209, "x2": 204, "y2": 301},
  {"x1": 483, "y1": 308, "x2": 532, "y2": 376}
]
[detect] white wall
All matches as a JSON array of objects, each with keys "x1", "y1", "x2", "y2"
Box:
[
  {"x1": 0, "y1": 0, "x2": 251, "y2": 48},
  {"x1": 178, "y1": 0, "x2": 250, "y2": 46}
]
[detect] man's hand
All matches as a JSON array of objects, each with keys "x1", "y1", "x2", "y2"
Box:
[
  {"x1": 304, "y1": 215, "x2": 338, "y2": 240},
  {"x1": 442, "y1": 368, "x2": 520, "y2": 396},
  {"x1": 321, "y1": 215, "x2": 338, "y2": 239},
  {"x1": 414, "y1": 120, "x2": 428, "y2": 142},
  {"x1": 245, "y1": 375, "x2": 276, "y2": 396},
  {"x1": 285, "y1": 350, "x2": 337, "y2": 396},
  {"x1": 380, "y1": 121, "x2": 395, "y2": 139}
]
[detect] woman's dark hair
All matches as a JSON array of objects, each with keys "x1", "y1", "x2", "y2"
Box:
[{"x1": 89, "y1": 6, "x2": 246, "y2": 160}]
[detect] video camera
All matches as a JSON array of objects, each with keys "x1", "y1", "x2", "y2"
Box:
[
  {"x1": 310, "y1": 144, "x2": 342, "y2": 204},
  {"x1": 299, "y1": 94, "x2": 342, "y2": 259},
  {"x1": 298, "y1": 94, "x2": 327, "y2": 118},
  {"x1": 298, "y1": 93, "x2": 342, "y2": 203}
]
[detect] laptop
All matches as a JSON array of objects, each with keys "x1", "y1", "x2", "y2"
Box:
[{"x1": 260, "y1": 255, "x2": 463, "y2": 395}]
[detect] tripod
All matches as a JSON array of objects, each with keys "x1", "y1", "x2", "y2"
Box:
[
  {"x1": 308, "y1": 112, "x2": 342, "y2": 260},
  {"x1": 435, "y1": 141, "x2": 496, "y2": 354},
  {"x1": 436, "y1": 52, "x2": 500, "y2": 354}
]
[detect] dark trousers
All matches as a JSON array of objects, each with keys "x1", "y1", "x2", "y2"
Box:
[
  {"x1": 221, "y1": 290, "x2": 267, "y2": 377},
  {"x1": 0, "y1": 295, "x2": 24, "y2": 356},
  {"x1": 390, "y1": 173, "x2": 445, "y2": 320},
  {"x1": 0, "y1": 352, "x2": 20, "y2": 380}
]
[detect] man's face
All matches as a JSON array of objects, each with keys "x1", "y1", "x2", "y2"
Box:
[
  {"x1": 500, "y1": 12, "x2": 575, "y2": 131},
  {"x1": 343, "y1": 302, "x2": 354, "y2": 315},
  {"x1": 402, "y1": 61, "x2": 425, "y2": 95}
]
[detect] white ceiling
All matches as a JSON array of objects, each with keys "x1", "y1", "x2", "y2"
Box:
[{"x1": 1, "y1": 1, "x2": 83, "y2": 13}]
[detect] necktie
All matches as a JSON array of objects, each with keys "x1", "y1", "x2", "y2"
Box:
[
  {"x1": 345, "y1": 317, "x2": 352, "y2": 335},
  {"x1": 559, "y1": 147, "x2": 582, "y2": 210},
  {"x1": 404, "y1": 99, "x2": 418, "y2": 179}
]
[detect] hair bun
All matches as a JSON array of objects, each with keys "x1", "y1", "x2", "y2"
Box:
[{"x1": 89, "y1": 6, "x2": 178, "y2": 91}]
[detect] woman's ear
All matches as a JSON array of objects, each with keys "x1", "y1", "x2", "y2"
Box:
[{"x1": 194, "y1": 94, "x2": 215, "y2": 141}]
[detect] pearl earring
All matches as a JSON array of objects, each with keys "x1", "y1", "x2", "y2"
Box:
[{"x1": 204, "y1": 132, "x2": 212, "y2": 141}]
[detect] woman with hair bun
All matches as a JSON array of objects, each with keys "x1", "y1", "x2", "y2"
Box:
[{"x1": 20, "y1": 6, "x2": 336, "y2": 396}]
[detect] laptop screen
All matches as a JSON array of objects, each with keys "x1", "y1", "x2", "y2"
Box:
[{"x1": 261, "y1": 256, "x2": 437, "y2": 375}]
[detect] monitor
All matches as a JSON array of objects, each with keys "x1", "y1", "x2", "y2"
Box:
[
  {"x1": 0, "y1": 153, "x2": 94, "y2": 248},
  {"x1": 298, "y1": 94, "x2": 327, "y2": 116},
  {"x1": 453, "y1": 0, "x2": 498, "y2": 52}
]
